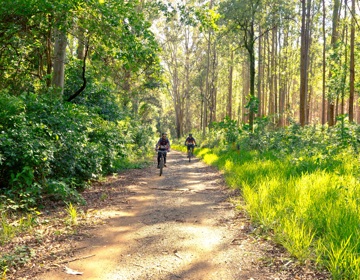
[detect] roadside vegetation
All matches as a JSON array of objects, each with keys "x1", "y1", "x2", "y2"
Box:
[
  {"x1": 174, "y1": 116, "x2": 360, "y2": 280},
  {"x1": 0, "y1": 91, "x2": 157, "y2": 277}
]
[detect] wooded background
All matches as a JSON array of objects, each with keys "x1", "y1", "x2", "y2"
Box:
[
  {"x1": 156, "y1": 0, "x2": 360, "y2": 136},
  {"x1": 1, "y1": 0, "x2": 359, "y2": 137}
]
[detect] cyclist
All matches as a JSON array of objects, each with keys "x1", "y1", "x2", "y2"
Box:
[
  {"x1": 184, "y1": 133, "x2": 197, "y2": 153},
  {"x1": 155, "y1": 133, "x2": 170, "y2": 168}
]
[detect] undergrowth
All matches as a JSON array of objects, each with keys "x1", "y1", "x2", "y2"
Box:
[{"x1": 174, "y1": 119, "x2": 360, "y2": 280}]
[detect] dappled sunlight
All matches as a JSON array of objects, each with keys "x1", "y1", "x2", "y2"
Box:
[
  {"x1": 95, "y1": 209, "x2": 135, "y2": 218},
  {"x1": 35, "y1": 150, "x2": 282, "y2": 280}
]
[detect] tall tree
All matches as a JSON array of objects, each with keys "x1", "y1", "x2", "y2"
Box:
[
  {"x1": 299, "y1": 0, "x2": 312, "y2": 126},
  {"x1": 327, "y1": 0, "x2": 340, "y2": 126},
  {"x1": 220, "y1": 0, "x2": 263, "y2": 131},
  {"x1": 227, "y1": 47, "x2": 234, "y2": 118},
  {"x1": 321, "y1": 0, "x2": 327, "y2": 125},
  {"x1": 52, "y1": 26, "x2": 67, "y2": 94},
  {"x1": 348, "y1": 0, "x2": 355, "y2": 122}
]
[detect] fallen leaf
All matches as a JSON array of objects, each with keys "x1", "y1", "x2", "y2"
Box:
[{"x1": 64, "y1": 266, "x2": 83, "y2": 275}]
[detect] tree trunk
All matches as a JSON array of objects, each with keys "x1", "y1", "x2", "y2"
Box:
[
  {"x1": 321, "y1": 0, "x2": 326, "y2": 125},
  {"x1": 52, "y1": 27, "x2": 67, "y2": 94},
  {"x1": 227, "y1": 48, "x2": 234, "y2": 119},
  {"x1": 349, "y1": 0, "x2": 355, "y2": 122},
  {"x1": 203, "y1": 31, "x2": 210, "y2": 136},
  {"x1": 299, "y1": 0, "x2": 311, "y2": 126},
  {"x1": 185, "y1": 26, "x2": 191, "y2": 133},
  {"x1": 257, "y1": 27, "x2": 263, "y2": 118},
  {"x1": 242, "y1": 59, "x2": 249, "y2": 123},
  {"x1": 269, "y1": 28, "x2": 275, "y2": 118},
  {"x1": 278, "y1": 29, "x2": 288, "y2": 127},
  {"x1": 209, "y1": 41, "x2": 217, "y2": 124},
  {"x1": 328, "y1": 0, "x2": 340, "y2": 126},
  {"x1": 245, "y1": 24, "x2": 256, "y2": 131}
]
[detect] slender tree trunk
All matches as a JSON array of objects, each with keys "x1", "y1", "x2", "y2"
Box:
[
  {"x1": 278, "y1": 30, "x2": 288, "y2": 127},
  {"x1": 328, "y1": 0, "x2": 340, "y2": 126},
  {"x1": 245, "y1": 24, "x2": 256, "y2": 131},
  {"x1": 46, "y1": 23, "x2": 52, "y2": 87},
  {"x1": 257, "y1": 27, "x2": 263, "y2": 117},
  {"x1": 185, "y1": 26, "x2": 191, "y2": 133},
  {"x1": 349, "y1": 0, "x2": 355, "y2": 122},
  {"x1": 203, "y1": 0, "x2": 213, "y2": 135},
  {"x1": 203, "y1": 31, "x2": 210, "y2": 136},
  {"x1": 340, "y1": 15, "x2": 348, "y2": 116},
  {"x1": 274, "y1": 26, "x2": 278, "y2": 119},
  {"x1": 242, "y1": 60, "x2": 249, "y2": 123},
  {"x1": 299, "y1": 0, "x2": 311, "y2": 126},
  {"x1": 269, "y1": 28, "x2": 275, "y2": 119},
  {"x1": 209, "y1": 42, "x2": 217, "y2": 123},
  {"x1": 322, "y1": 0, "x2": 326, "y2": 125},
  {"x1": 227, "y1": 48, "x2": 234, "y2": 119}
]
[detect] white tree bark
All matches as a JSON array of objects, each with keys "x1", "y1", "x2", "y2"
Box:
[{"x1": 52, "y1": 28, "x2": 67, "y2": 94}]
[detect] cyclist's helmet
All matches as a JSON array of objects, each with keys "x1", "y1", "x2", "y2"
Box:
[{"x1": 189, "y1": 134, "x2": 192, "y2": 137}]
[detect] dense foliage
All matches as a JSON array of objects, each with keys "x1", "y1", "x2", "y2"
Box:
[
  {"x1": 0, "y1": 0, "x2": 164, "y2": 211},
  {"x1": 0, "y1": 92, "x2": 154, "y2": 211}
]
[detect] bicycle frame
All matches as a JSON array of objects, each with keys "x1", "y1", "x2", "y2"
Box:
[
  {"x1": 187, "y1": 144, "x2": 194, "y2": 162},
  {"x1": 158, "y1": 150, "x2": 166, "y2": 176}
]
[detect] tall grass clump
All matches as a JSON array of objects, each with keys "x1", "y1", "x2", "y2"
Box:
[{"x1": 188, "y1": 117, "x2": 360, "y2": 279}]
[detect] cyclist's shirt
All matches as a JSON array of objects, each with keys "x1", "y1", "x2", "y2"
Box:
[
  {"x1": 157, "y1": 138, "x2": 170, "y2": 150},
  {"x1": 185, "y1": 137, "x2": 196, "y2": 145}
]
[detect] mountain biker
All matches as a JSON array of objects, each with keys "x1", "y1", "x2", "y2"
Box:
[
  {"x1": 184, "y1": 133, "x2": 197, "y2": 153},
  {"x1": 155, "y1": 133, "x2": 170, "y2": 168}
]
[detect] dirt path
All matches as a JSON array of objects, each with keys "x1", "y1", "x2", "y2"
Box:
[{"x1": 31, "y1": 150, "x2": 329, "y2": 280}]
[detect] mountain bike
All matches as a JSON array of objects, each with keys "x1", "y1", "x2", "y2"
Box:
[
  {"x1": 186, "y1": 144, "x2": 195, "y2": 162},
  {"x1": 158, "y1": 150, "x2": 167, "y2": 176}
]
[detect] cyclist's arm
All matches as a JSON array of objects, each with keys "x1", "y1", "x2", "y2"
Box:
[{"x1": 155, "y1": 139, "x2": 160, "y2": 150}]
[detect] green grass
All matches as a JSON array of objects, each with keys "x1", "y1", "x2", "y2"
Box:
[
  {"x1": 65, "y1": 202, "x2": 78, "y2": 226},
  {"x1": 173, "y1": 144, "x2": 360, "y2": 279},
  {"x1": 0, "y1": 213, "x2": 37, "y2": 245}
]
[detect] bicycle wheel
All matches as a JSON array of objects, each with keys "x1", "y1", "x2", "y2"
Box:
[
  {"x1": 188, "y1": 150, "x2": 191, "y2": 162},
  {"x1": 159, "y1": 154, "x2": 164, "y2": 176}
]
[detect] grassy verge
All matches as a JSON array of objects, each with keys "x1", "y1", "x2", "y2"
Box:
[{"x1": 172, "y1": 144, "x2": 360, "y2": 280}]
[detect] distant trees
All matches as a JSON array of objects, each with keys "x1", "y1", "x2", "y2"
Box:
[{"x1": 157, "y1": 0, "x2": 360, "y2": 135}]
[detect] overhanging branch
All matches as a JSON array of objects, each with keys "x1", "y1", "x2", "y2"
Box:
[{"x1": 67, "y1": 39, "x2": 90, "y2": 102}]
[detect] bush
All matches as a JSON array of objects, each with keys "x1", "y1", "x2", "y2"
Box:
[{"x1": 0, "y1": 91, "x2": 154, "y2": 210}]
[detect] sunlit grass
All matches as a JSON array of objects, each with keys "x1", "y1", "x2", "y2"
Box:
[
  {"x1": 65, "y1": 202, "x2": 78, "y2": 226},
  {"x1": 0, "y1": 213, "x2": 37, "y2": 245},
  {"x1": 183, "y1": 145, "x2": 360, "y2": 279}
]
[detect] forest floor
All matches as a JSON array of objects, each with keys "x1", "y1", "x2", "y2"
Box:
[{"x1": 4, "y1": 150, "x2": 331, "y2": 280}]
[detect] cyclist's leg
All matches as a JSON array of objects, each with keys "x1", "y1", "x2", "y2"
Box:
[{"x1": 164, "y1": 151, "x2": 167, "y2": 165}]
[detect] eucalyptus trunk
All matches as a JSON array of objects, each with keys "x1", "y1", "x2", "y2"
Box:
[
  {"x1": 328, "y1": 0, "x2": 340, "y2": 126},
  {"x1": 52, "y1": 27, "x2": 67, "y2": 94},
  {"x1": 349, "y1": 0, "x2": 355, "y2": 122}
]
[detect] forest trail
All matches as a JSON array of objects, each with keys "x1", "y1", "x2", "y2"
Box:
[{"x1": 29, "y1": 151, "x2": 328, "y2": 280}]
